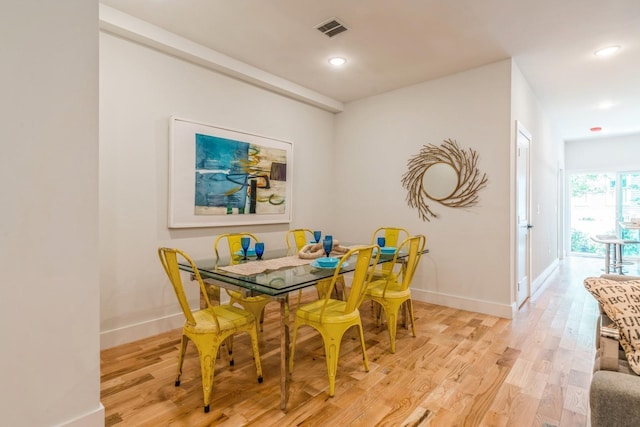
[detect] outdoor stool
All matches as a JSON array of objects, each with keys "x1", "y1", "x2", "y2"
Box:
[{"x1": 591, "y1": 235, "x2": 624, "y2": 274}]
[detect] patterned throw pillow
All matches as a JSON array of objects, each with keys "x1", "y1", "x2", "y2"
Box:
[{"x1": 584, "y1": 277, "x2": 640, "y2": 375}]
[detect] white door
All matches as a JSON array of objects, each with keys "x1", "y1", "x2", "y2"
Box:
[{"x1": 516, "y1": 122, "x2": 532, "y2": 307}]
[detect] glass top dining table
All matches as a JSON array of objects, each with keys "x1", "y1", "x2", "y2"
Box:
[
  {"x1": 179, "y1": 245, "x2": 410, "y2": 297},
  {"x1": 177, "y1": 243, "x2": 427, "y2": 410}
]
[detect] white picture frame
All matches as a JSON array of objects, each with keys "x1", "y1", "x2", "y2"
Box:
[{"x1": 168, "y1": 116, "x2": 293, "y2": 228}]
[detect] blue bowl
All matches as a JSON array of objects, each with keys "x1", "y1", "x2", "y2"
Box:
[
  {"x1": 380, "y1": 247, "x2": 397, "y2": 255},
  {"x1": 235, "y1": 248, "x2": 256, "y2": 257},
  {"x1": 317, "y1": 257, "x2": 339, "y2": 268}
]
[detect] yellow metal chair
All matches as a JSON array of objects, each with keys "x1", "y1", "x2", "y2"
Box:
[
  {"x1": 285, "y1": 228, "x2": 315, "y2": 255},
  {"x1": 370, "y1": 226, "x2": 410, "y2": 281},
  {"x1": 286, "y1": 228, "x2": 345, "y2": 302},
  {"x1": 157, "y1": 247, "x2": 263, "y2": 413},
  {"x1": 289, "y1": 245, "x2": 380, "y2": 397},
  {"x1": 371, "y1": 226, "x2": 410, "y2": 247},
  {"x1": 364, "y1": 234, "x2": 426, "y2": 353},
  {"x1": 214, "y1": 232, "x2": 272, "y2": 331}
]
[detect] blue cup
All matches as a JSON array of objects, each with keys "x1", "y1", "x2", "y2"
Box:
[
  {"x1": 377, "y1": 237, "x2": 386, "y2": 247},
  {"x1": 323, "y1": 235, "x2": 333, "y2": 258},
  {"x1": 313, "y1": 230, "x2": 322, "y2": 243},
  {"x1": 255, "y1": 242, "x2": 265, "y2": 260},
  {"x1": 240, "y1": 236, "x2": 251, "y2": 259}
]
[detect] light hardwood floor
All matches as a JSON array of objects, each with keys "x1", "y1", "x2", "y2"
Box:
[{"x1": 101, "y1": 256, "x2": 621, "y2": 426}]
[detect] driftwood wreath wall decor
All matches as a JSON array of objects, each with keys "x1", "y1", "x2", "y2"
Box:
[{"x1": 401, "y1": 138, "x2": 488, "y2": 221}]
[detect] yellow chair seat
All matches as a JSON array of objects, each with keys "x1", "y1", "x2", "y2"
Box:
[
  {"x1": 371, "y1": 268, "x2": 399, "y2": 282},
  {"x1": 294, "y1": 299, "x2": 359, "y2": 324},
  {"x1": 225, "y1": 293, "x2": 268, "y2": 304},
  {"x1": 187, "y1": 305, "x2": 257, "y2": 334},
  {"x1": 225, "y1": 289, "x2": 272, "y2": 331},
  {"x1": 365, "y1": 279, "x2": 409, "y2": 299}
]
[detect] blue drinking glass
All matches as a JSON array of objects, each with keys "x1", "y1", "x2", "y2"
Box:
[
  {"x1": 241, "y1": 236, "x2": 250, "y2": 260},
  {"x1": 255, "y1": 242, "x2": 264, "y2": 260},
  {"x1": 323, "y1": 235, "x2": 333, "y2": 258},
  {"x1": 377, "y1": 237, "x2": 386, "y2": 247},
  {"x1": 313, "y1": 230, "x2": 322, "y2": 243}
]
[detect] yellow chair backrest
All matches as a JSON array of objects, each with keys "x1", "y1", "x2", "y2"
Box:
[
  {"x1": 370, "y1": 227, "x2": 410, "y2": 277},
  {"x1": 317, "y1": 245, "x2": 380, "y2": 317},
  {"x1": 371, "y1": 226, "x2": 410, "y2": 247},
  {"x1": 214, "y1": 232, "x2": 260, "y2": 265},
  {"x1": 212, "y1": 232, "x2": 271, "y2": 331},
  {"x1": 157, "y1": 247, "x2": 218, "y2": 328},
  {"x1": 395, "y1": 234, "x2": 427, "y2": 292},
  {"x1": 286, "y1": 228, "x2": 314, "y2": 254}
]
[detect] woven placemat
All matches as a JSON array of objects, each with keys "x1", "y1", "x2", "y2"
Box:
[{"x1": 218, "y1": 255, "x2": 314, "y2": 276}]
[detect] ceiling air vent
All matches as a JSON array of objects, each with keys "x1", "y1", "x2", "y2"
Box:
[{"x1": 316, "y1": 18, "x2": 348, "y2": 38}]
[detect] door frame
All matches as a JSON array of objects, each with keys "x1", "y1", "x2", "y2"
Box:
[{"x1": 515, "y1": 121, "x2": 532, "y2": 307}]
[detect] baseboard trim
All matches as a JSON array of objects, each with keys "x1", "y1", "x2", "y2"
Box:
[
  {"x1": 411, "y1": 259, "x2": 560, "y2": 320},
  {"x1": 532, "y1": 258, "x2": 559, "y2": 297},
  {"x1": 101, "y1": 312, "x2": 184, "y2": 350},
  {"x1": 412, "y1": 289, "x2": 514, "y2": 319},
  {"x1": 101, "y1": 294, "x2": 232, "y2": 349},
  {"x1": 60, "y1": 403, "x2": 105, "y2": 427}
]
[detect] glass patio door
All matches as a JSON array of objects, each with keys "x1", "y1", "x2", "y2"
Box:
[
  {"x1": 569, "y1": 171, "x2": 640, "y2": 258},
  {"x1": 619, "y1": 172, "x2": 640, "y2": 258}
]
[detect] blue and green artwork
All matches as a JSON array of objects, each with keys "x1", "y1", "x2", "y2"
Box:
[{"x1": 194, "y1": 133, "x2": 287, "y2": 216}]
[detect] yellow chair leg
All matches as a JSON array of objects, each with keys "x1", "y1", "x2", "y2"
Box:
[
  {"x1": 196, "y1": 343, "x2": 218, "y2": 413},
  {"x1": 373, "y1": 297, "x2": 414, "y2": 354},
  {"x1": 322, "y1": 330, "x2": 341, "y2": 397},
  {"x1": 225, "y1": 335, "x2": 234, "y2": 365},
  {"x1": 356, "y1": 322, "x2": 370, "y2": 372},
  {"x1": 407, "y1": 300, "x2": 417, "y2": 338},
  {"x1": 248, "y1": 324, "x2": 264, "y2": 383},
  {"x1": 375, "y1": 302, "x2": 382, "y2": 326},
  {"x1": 175, "y1": 335, "x2": 189, "y2": 386},
  {"x1": 386, "y1": 306, "x2": 398, "y2": 354}
]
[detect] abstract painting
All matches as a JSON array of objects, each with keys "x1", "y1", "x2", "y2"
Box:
[{"x1": 169, "y1": 116, "x2": 292, "y2": 228}]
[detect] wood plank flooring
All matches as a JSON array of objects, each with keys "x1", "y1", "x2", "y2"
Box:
[{"x1": 101, "y1": 256, "x2": 618, "y2": 426}]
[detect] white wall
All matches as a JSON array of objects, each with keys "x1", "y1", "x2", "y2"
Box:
[
  {"x1": 99, "y1": 31, "x2": 336, "y2": 348},
  {"x1": 334, "y1": 60, "x2": 515, "y2": 316},
  {"x1": 565, "y1": 133, "x2": 640, "y2": 172},
  {"x1": 0, "y1": 1, "x2": 103, "y2": 426},
  {"x1": 511, "y1": 63, "x2": 564, "y2": 296},
  {"x1": 100, "y1": 18, "x2": 565, "y2": 348}
]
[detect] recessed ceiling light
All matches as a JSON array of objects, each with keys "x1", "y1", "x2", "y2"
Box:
[
  {"x1": 590, "y1": 127, "x2": 603, "y2": 132},
  {"x1": 594, "y1": 45, "x2": 620, "y2": 57},
  {"x1": 328, "y1": 57, "x2": 346, "y2": 66}
]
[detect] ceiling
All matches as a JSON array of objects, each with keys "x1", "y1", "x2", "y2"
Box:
[{"x1": 100, "y1": 0, "x2": 640, "y2": 142}]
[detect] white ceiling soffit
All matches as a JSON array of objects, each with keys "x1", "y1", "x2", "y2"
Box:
[{"x1": 98, "y1": 5, "x2": 344, "y2": 113}]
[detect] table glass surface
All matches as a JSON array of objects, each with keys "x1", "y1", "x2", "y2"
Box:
[{"x1": 179, "y1": 245, "x2": 424, "y2": 297}]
